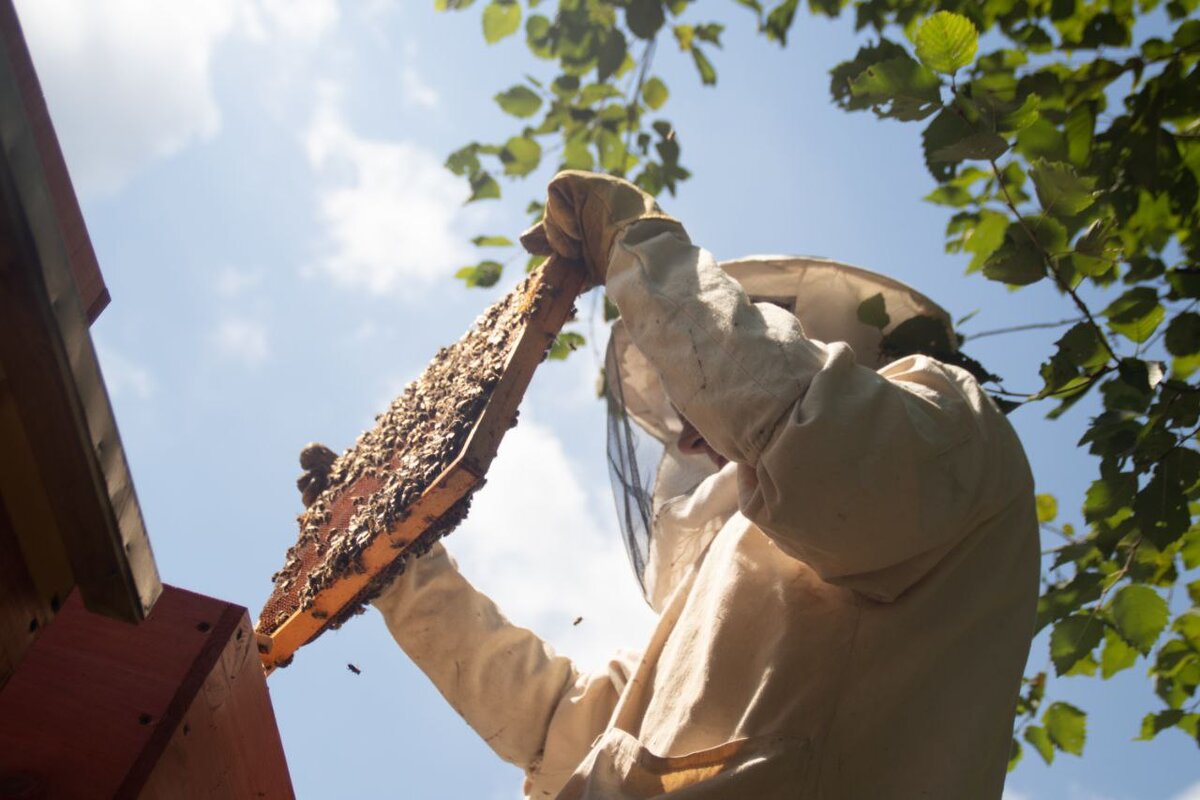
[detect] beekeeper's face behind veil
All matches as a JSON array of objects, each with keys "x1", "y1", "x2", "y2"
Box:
[{"x1": 605, "y1": 256, "x2": 956, "y2": 612}]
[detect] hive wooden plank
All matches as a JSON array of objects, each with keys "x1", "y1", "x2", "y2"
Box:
[
  {"x1": 0, "y1": 10, "x2": 161, "y2": 623},
  {"x1": 0, "y1": 491, "x2": 46, "y2": 691},
  {"x1": 0, "y1": 586, "x2": 293, "y2": 799},
  {"x1": 257, "y1": 256, "x2": 584, "y2": 674},
  {"x1": 0, "y1": 0, "x2": 108, "y2": 322}
]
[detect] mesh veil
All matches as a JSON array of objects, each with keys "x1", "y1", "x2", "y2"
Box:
[
  {"x1": 605, "y1": 325, "x2": 718, "y2": 604},
  {"x1": 604, "y1": 333, "x2": 663, "y2": 599}
]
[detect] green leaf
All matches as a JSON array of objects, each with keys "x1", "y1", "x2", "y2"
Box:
[
  {"x1": 494, "y1": 85, "x2": 542, "y2": 118},
  {"x1": 548, "y1": 331, "x2": 586, "y2": 360},
  {"x1": 642, "y1": 77, "x2": 669, "y2": 110},
  {"x1": 997, "y1": 93, "x2": 1041, "y2": 134},
  {"x1": 1103, "y1": 287, "x2": 1163, "y2": 344},
  {"x1": 1050, "y1": 614, "x2": 1103, "y2": 675},
  {"x1": 691, "y1": 47, "x2": 717, "y2": 85},
  {"x1": 1165, "y1": 313, "x2": 1200, "y2": 357},
  {"x1": 1036, "y1": 493, "x2": 1058, "y2": 523},
  {"x1": 1023, "y1": 725, "x2": 1054, "y2": 764},
  {"x1": 1083, "y1": 474, "x2": 1136, "y2": 522},
  {"x1": 857, "y1": 293, "x2": 891, "y2": 329},
  {"x1": 1008, "y1": 737, "x2": 1022, "y2": 772},
  {"x1": 604, "y1": 293, "x2": 620, "y2": 322},
  {"x1": 1100, "y1": 626, "x2": 1139, "y2": 678},
  {"x1": 468, "y1": 171, "x2": 501, "y2": 202},
  {"x1": 1184, "y1": 529, "x2": 1200, "y2": 570},
  {"x1": 830, "y1": 39, "x2": 910, "y2": 112},
  {"x1": 501, "y1": 136, "x2": 542, "y2": 176},
  {"x1": 1064, "y1": 103, "x2": 1095, "y2": 167},
  {"x1": 849, "y1": 57, "x2": 942, "y2": 120},
  {"x1": 693, "y1": 23, "x2": 724, "y2": 46},
  {"x1": 551, "y1": 75, "x2": 580, "y2": 98},
  {"x1": 597, "y1": 29, "x2": 628, "y2": 83},
  {"x1": 922, "y1": 109, "x2": 1009, "y2": 174},
  {"x1": 580, "y1": 85, "x2": 621, "y2": 107},
  {"x1": 562, "y1": 138, "x2": 594, "y2": 171},
  {"x1": 983, "y1": 228, "x2": 1046, "y2": 286},
  {"x1": 1030, "y1": 159, "x2": 1098, "y2": 217},
  {"x1": 1111, "y1": 584, "x2": 1169, "y2": 653},
  {"x1": 879, "y1": 315, "x2": 955, "y2": 359},
  {"x1": 1176, "y1": 609, "x2": 1200, "y2": 649},
  {"x1": 1174, "y1": 18, "x2": 1200, "y2": 47},
  {"x1": 525, "y1": 14, "x2": 552, "y2": 58},
  {"x1": 626, "y1": 0, "x2": 665, "y2": 39},
  {"x1": 959, "y1": 210, "x2": 1008, "y2": 272},
  {"x1": 1037, "y1": 572, "x2": 1104, "y2": 632},
  {"x1": 482, "y1": 0, "x2": 520, "y2": 44},
  {"x1": 765, "y1": 0, "x2": 799, "y2": 45},
  {"x1": 915, "y1": 12, "x2": 979, "y2": 75},
  {"x1": 1138, "y1": 709, "x2": 1187, "y2": 740},
  {"x1": 455, "y1": 260, "x2": 503, "y2": 287},
  {"x1": 471, "y1": 235, "x2": 513, "y2": 247},
  {"x1": 1043, "y1": 702, "x2": 1086, "y2": 756},
  {"x1": 446, "y1": 143, "x2": 481, "y2": 177}
]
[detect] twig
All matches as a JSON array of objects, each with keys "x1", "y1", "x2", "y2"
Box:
[
  {"x1": 622, "y1": 38, "x2": 658, "y2": 170},
  {"x1": 965, "y1": 317, "x2": 1086, "y2": 341}
]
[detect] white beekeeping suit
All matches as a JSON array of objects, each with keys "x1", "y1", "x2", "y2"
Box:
[{"x1": 372, "y1": 172, "x2": 1040, "y2": 799}]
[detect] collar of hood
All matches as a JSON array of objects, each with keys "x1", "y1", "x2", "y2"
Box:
[
  {"x1": 608, "y1": 255, "x2": 956, "y2": 443},
  {"x1": 644, "y1": 460, "x2": 740, "y2": 613}
]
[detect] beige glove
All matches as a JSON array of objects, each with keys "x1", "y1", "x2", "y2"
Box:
[{"x1": 520, "y1": 170, "x2": 682, "y2": 287}]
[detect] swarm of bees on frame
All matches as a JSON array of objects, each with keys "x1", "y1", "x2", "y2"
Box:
[{"x1": 258, "y1": 272, "x2": 559, "y2": 647}]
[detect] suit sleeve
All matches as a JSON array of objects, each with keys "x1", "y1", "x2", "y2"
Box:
[
  {"x1": 372, "y1": 543, "x2": 638, "y2": 796},
  {"x1": 605, "y1": 222, "x2": 1021, "y2": 600}
]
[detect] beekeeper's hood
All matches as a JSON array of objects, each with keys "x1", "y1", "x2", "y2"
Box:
[{"x1": 605, "y1": 255, "x2": 956, "y2": 611}]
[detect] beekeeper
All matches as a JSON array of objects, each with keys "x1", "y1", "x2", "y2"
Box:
[{"x1": 370, "y1": 171, "x2": 1040, "y2": 798}]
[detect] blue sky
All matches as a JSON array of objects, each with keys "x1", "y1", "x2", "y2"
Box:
[{"x1": 14, "y1": 1, "x2": 1199, "y2": 797}]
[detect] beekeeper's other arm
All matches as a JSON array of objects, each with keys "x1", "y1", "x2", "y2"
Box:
[
  {"x1": 524, "y1": 170, "x2": 1014, "y2": 602},
  {"x1": 285, "y1": 441, "x2": 626, "y2": 792},
  {"x1": 371, "y1": 531, "x2": 638, "y2": 796}
]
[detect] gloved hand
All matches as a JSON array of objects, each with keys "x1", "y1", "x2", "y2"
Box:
[
  {"x1": 296, "y1": 442, "x2": 337, "y2": 508},
  {"x1": 520, "y1": 170, "x2": 682, "y2": 287}
]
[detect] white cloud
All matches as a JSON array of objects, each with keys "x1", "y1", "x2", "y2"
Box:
[
  {"x1": 450, "y1": 418, "x2": 657, "y2": 672},
  {"x1": 1173, "y1": 781, "x2": 1200, "y2": 800},
  {"x1": 303, "y1": 85, "x2": 476, "y2": 294},
  {"x1": 214, "y1": 265, "x2": 263, "y2": 297},
  {"x1": 14, "y1": 0, "x2": 341, "y2": 197},
  {"x1": 399, "y1": 39, "x2": 438, "y2": 110},
  {"x1": 246, "y1": 0, "x2": 338, "y2": 42},
  {"x1": 15, "y1": 0, "x2": 237, "y2": 196},
  {"x1": 212, "y1": 317, "x2": 270, "y2": 365},
  {"x1": 95, "y1": 343, "x2": 156, "y2": 399},
  {"x1": 401, "y1": 66, "x2": 439, "y2": 110}
]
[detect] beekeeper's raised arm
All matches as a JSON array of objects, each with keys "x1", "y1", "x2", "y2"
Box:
[{"x1": 522, "y1": 170, "x2": 1031, "y2": 601}]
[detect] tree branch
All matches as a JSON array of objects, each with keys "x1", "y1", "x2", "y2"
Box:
[{"x1": 988, "y1": 157, "x2": 1120, "y2": 364}]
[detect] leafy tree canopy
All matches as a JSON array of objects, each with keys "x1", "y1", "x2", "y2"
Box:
[{"x1": 436, "y1": 0, "x2": 1200, "y2": 770}]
